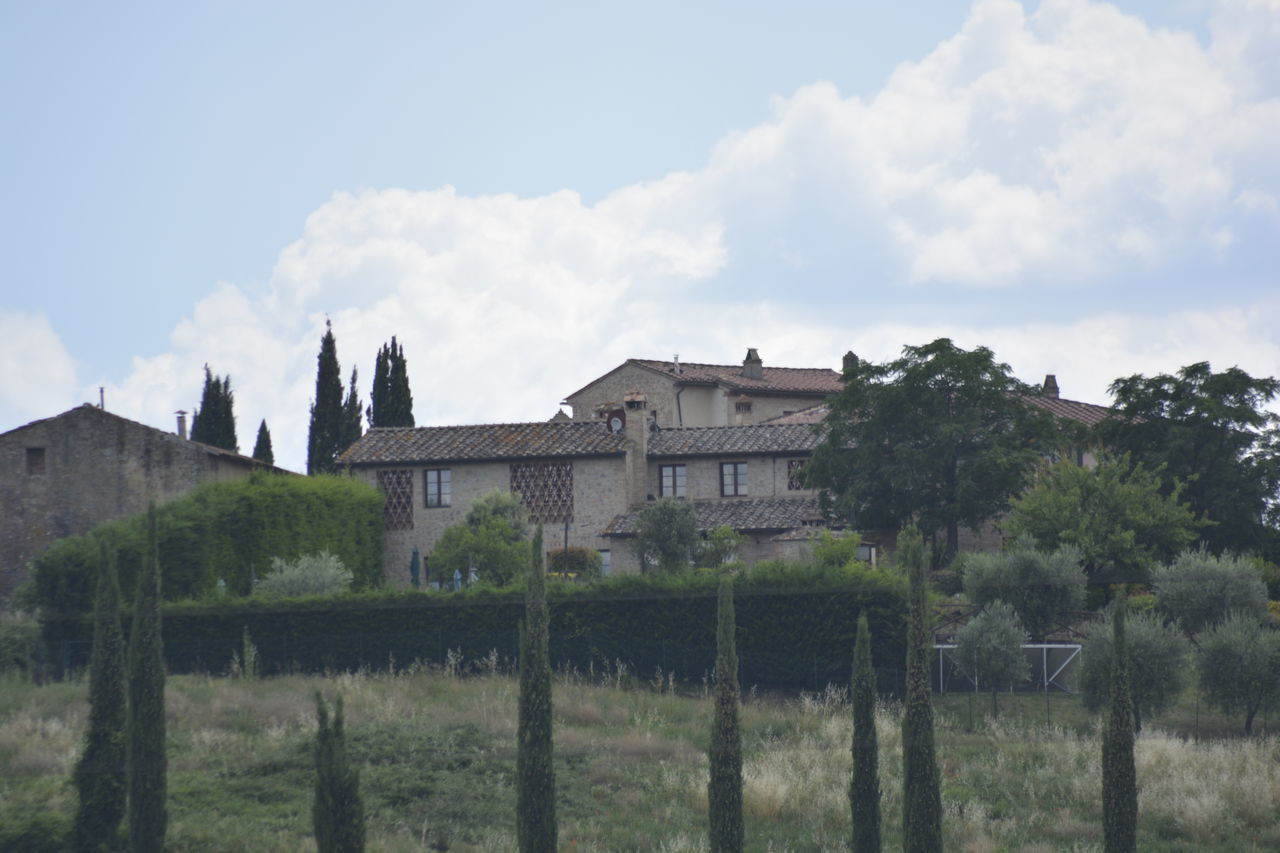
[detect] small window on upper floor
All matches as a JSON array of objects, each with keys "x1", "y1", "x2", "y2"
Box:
[
  {"x1": 720, "y1": 461, "x2": 748, "y2": 496},
  {"x1": 660, "y1": 464, "x2": 686, "y2": 498},
  {"x1": 424, "y1": 468, "x2": 451, "y2": 507},
  {"x1": 786, "y1": 459, "x2": 807, "y2": 491},
  {"x1": 735, "y1": 401, "x2": 752, "y2": 414},
  {"x1": 25, "y1": 447, "x2": 46, "y2": 475}
]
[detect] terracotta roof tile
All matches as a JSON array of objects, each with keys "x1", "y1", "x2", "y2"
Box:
[
  {"x1": 631, "y1": 359, "x2": 842, "y2": 395},
  {"x1": 648, "y1": 423, "x2": 821, "y2": 457},
  {"x1": 762, "y1": 394, "x2": 1116, "y2": 428},
  {"x1": 339, "y1": 421, "x2": 628, "y2": 465},
  {"x1": 603, "y1": 496, "x2": 823, "y2": 536}
]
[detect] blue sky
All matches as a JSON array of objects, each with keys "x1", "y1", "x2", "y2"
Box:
[{"x1": 2, "y1": 0, "x2": 1277, "y2": 472}]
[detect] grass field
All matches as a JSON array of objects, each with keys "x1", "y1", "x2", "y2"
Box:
[{"x1": 1, "y1": 661, "x2": 1277, "y2": 852}]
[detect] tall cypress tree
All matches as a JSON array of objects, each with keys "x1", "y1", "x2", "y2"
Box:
[
  {"x1": 72, "y1": 539, "x2": 127, "y2": 853},
  {"x1": 190, "y1": 365, "x2": 238, "y2": 452},
  {"x1": 900, "y1": 526, "x2": 942, "y2": 852},
  {"x1": 126, "y1": 505, "x2": 166, "y2": 853},
  {"x1": 1102, "y1": 598, "x2": 1138, "y2": 853},
  {"x1": 851, "y1": 611, "x2": 881, "y2": 853},
  {"x1": 313, "y1": 693, "x2": 365, "y2": 853},
  {"x1": 708, "y1": 575, "x2": 744, "y2": 853},
  {"x1": 308, "y1": 321, "x2": 345, "y2": 475},
  {"x1": 252, "y1": 419, "x2": 274, "y2": 465},
  {"x1": 517, "y1": 525, "x2": 557, "y2": 852},
  {"x1": 339, "y1": 367, "x2": 364, "y2": 457},
  {"x1": 368, "y1": 337, "x2": 415, "y2": 428}
]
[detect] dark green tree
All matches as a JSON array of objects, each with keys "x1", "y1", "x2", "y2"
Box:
[
  {"x1": 952, "y1": 600, "x2": 1031, "y2": 718},
  {"x1": 899, "y1": 526, "x2": 942, "y2": 852},
  {"x1": 806, "y1": 339, "x2": 1054, "y2": 562},
  {"x1": 190, "y1": 365, "x2": 238, "y2": 452},
  {"x1": 433, "y1": 490, "x2": 531, "y2": 586},
  {"x1": 252, "y1": 419, "x2": 274, "y2": 465},
  {"x1": 708, "y1": 575, "x2": 744, "y2": 853},
  {"x1": 517, "y1": 525, "x2": 557, "y2": 852},
  {"x1": 1079, "y1": 608, "x2": 1191, "y2": 733},
  {"x1": 1101, "y1": 599, "x2": 1138, "y2": 853},
  {"x1": 1097, "y1": 362, "x2": 1280, "y2": 560},
  {"x1": 1152, "y1": 550, "x2": 1269, "y2": 637},
  {"x1": 1007, "y1": 455, "x2": 1200, "y2": 585},
  {"x1": 1198, "y1": 612, "x2": 1280, "y2": 735},
  {"x1": 961, "y1": 539, "x2": 1086, "y2": 640},
  {"x1": 367, "y1": 336, "x2": 415, "y2": 428},
  {"x1": 308, "y1": 321, "x2": 346, "y2": 475},
  {"x1": 339, "y1": 367, "x2": 364, "y2": 456},
  {"x1": 313, "y1": 693, "x2": 365, "y2": 853},
  {"x1": 126, "y1": 505, "x2": 166, "y2": 853},
  {"x1": 72, "y1": 539, "x2": 126, "y2": 853},
  {"x1": 850, "y1": 611, "x2": 881, "y2": 853},
  {"x1": 632, "y1": 497, "x2": 698, "y2": 572}
]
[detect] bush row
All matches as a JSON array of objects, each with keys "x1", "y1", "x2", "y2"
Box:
[
  {"x1": 31, "y1": 472, "x2": 384, "y2": 614},
  {"x1": 41, "y1": 568, "x2": 909, "y2": 691}
]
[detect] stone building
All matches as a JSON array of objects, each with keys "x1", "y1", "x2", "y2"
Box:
[{"x1": 0, "y1": 403, "x2": 281, "y2": 601}]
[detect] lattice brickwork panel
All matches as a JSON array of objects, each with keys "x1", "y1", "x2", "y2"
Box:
[
  {"x1": 377, "y1": 469, "x2": 414, "y2": 530},
  {"x1": 510, "y1": 462, "x2": 574, "y2": 524},
  {"x1": 787, "y1": 459, "x2": 807, "y2": 491}
]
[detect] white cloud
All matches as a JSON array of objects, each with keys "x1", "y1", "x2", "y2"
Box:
[{"x1": 0, "y1": 311, "x2": 78, "y2": 420}]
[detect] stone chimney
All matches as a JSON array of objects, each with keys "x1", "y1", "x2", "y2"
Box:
[
  {"x1": 176, "y1": 410, "x2": 188, "y2": 439},
  {"x1": 842, "y1": 350, "x2": 859, "y2": 374},
  {"x1": 624, "y1": 396, "x2": 652, "y2": 507},
  {"x1": 1043, "y1": 375, "x2": 1060, "y2": 399},
  {"x1": 741, "y1": 348, "x2": 763, "y2": 380}
]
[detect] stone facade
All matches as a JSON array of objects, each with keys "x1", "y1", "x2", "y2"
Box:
[{"x1": 0, "y1": 404, "x2": 278, "y2": 601}]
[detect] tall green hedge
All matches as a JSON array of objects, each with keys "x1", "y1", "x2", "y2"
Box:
[
  {"x1": 33, "y1": 473, "x2": 384, "y2": 615},
  {"x1": 42, "y1": 570, "x2": 909, "y2": 690}
]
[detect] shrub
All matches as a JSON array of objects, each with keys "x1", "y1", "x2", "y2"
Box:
[
  {"x1": 1198, "y1": 612, "x2": 1280, "y2": 735},
  {"x1": 547, "y1": 547, "x2": 603, "y2": 580},
  {"x1": 812, "y1": 530, "x2": 867, "y2": 570},
  {"x1": 1077, "y1": 607, "x2": 1191, "y2": 732},
  {"x1": 698, "y1": 525, "x2": 745, "y2": 570},
  {"x1": 632, "y1": 498, "x2": 698, "y2": 573},
  {"x1": 962, "y1": 538, "x2": 1086, "y2": 639},
  {"x1": 432, "y1": 490, "x2": 530, "y2": 587},
  {"x1": 952, "y1": 600, "x2": 1031, "y2": 718},
  {"x1": 313, "y1": 693, "x2": 365, "y2": 852},
  {"x1": 0, "y1": 810, "x2": 70, "y2": 853},
  {"x1": 257, "y1": 552, "x2": 354, "y2": 598},
  {"x1": 1153, "y1": 550, "x2": 1269, "y2": 636},
  {"x1": 0, "y1": 610, "x2": 41, "y2": 679}
]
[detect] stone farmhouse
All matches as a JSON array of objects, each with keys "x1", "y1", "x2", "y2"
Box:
[{"x1": 0, "y1": 403, "x2": 283, "y2": 601}]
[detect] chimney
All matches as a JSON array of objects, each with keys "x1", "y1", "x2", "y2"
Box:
[
  {"x1": 672, "y1": 354, "x2": 681, "y2": 376},
  {"x1": 1043, "y1": 375, "x2": 1060, "y2": 399},
  {"x1": 741, "y1": 348, "x2": 763, "y2": 381},
  {"x1": 176, "y1": 410, "x2": 188, "y2": 439},
  {"x1": 842, "y1": 350, "x2": 859, "y2": 375}
]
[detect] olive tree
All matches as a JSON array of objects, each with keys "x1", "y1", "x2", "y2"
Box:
[
  {"x1": 1078, "y1": 608, "x2": 1191, "y2": 732},
  {"x1": 1152, "y1": 550, "x2": 1268, "y2": 636},
  {"x1": 632, "y1": 498, "x2": 698, "y2": 573},
  {"x1": 952, "y1": 600, "x2": 1031, "y2": 718},
  {"x1": 1198, "y1": 612, "x2": 1280, "y2": 735},
  {"x1": 962, "y1": 539, "x2": 1086, "y2": 640}
]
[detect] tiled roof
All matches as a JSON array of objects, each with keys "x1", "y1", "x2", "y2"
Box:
[
  {"x1": 631, "y1": 359, "x2": 842, "y2": 394},
  {"x1": 762, "y1": 404, "x2": 827, "y2": 425},
  {"x1": 648, "y1": 423, "x2": 822, "y2": 457},
  {"x1": 603, "y1": 496, "x2": 823, "y2": 536},
  {"x1": 761, "y1": 394, "x2": 1116, "y2": 428},
  {"x1": 339, "y1": 421, "x2": 628, "y2": 465}
]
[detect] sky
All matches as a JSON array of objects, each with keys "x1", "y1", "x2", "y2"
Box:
[{"x1": 2, "y1": 0, "x2": 1277, "y2": 472}]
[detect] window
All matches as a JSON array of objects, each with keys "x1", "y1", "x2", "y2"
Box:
[
  {"x1": 25, "y1": 447, "x2": 46, "y2": 475},
  {"x1": 735, "y1": 401, "x2": 752, "y2": 414},
  {"x1": 599, "y1": 550, "x2": 612, "y2": 577},
  {"x1": 377, "y1": 470, "x2": 414, "y2": 530},
  {"x1": 659, "y1": 464, "x2": 686, "y2": 498},
  {"x1": 786, "y1": 459, "x2": 807, "y2": 491},
  {"x1": 720, "y1": 462, "x2": 748, "y2": 496},
  {"x1": 424, "y1": 468, "x2": 451, "y2": 507},
  {"x1": 510, "y1": 461, "x2": 574, "y2": 523}
]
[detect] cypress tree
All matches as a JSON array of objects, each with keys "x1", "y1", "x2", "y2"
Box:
[
  {"x1": 339, "y1": 367, "x2": 364, "y2": 456},
  {"x1": 126, "y1": 505, "x2": 166, "y2": 853},
  {"x1": 1102, "y1": 598, "x2": 1138, "y2": 853},
  {"x1": 900, "y1": 526, "x2": 942, "y2": 853},
  {"x1": 308, "y1": 321, "x2": 345, "y2": 475},
  {"x1": 851, "y1": 611, "x2": 881, "y2": 853},
  {"x1": 313, "y1": 693, "x2": 365, "y2": 853},
  {"x1": 367, "y1": 337, "x2": 415, "y2": 428},
  {"x1": 708, "y1": 575, "x2": 744, "y2": 853},
  {"x1": 517, "y1": 525, "x2": 557, "y2": 852},
  {"x1": 252, "y1": 419, "x2": 274, "y2": 465},
  {"x1": 190, "y1": 365, "x2": 238, "y2": 452},
  {"x1": 72, "y1": 538, "x2": 127, "y2": 853}
]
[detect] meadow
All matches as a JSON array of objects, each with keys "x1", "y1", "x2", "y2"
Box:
[{"x1": 1, "y1": 661, "x2": 1277, "y2": 852}]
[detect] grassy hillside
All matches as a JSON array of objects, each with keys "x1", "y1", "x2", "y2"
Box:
[{"x1": 1, "y1": 665, "x2": 1276, "y2": 851}]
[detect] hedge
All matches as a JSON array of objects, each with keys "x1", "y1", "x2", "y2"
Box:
[
  {"x1": 41, "y1": 568, "x2": 909, "y2": 692},
  {"x1": 32, "y1": 472, "x2": 384, "y2": 615}
]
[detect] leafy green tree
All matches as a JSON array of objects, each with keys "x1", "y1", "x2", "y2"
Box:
[
  {"x1": 812, "y1": 530, "x2": 869, "y2": 570},
  {"x1": 807, "y1": 339, "x2": 1054, "y2": 562},
  {"x1": 432, "y1": 491, "x2": 531, "y2": 586},
  {"x1": 339, "y1": 367, "x2": 364, "y2": 456},
  {"x1": 1198, "y1": 612, "x2": 1280, "y2": 735},
  {"x1": 517, "y1": 526, "x2": 556, "y2": 852},
  {"x1": 632, "y1": 497, "x2": 698, "y2": 573},
  {"x1": 367, "y1": 336, "x2": 415, "y2": 427},
  {"x1": 308, "y1": 321, "x2": 346, "y2": 475},
  {"x1": 952, "y1": 600, "x2": 1031, "y2": 718},
  {"x1": 1097, "y1": 362, "x2": 1280, "y2": 560},
  {"x1": 708, "y1": 575, "x2": 744, "y2": 853},
  {"x1": 961, "y1": 539, "x2": 1086, "y2": 640},
  {"x1": 72, "y1": 539, "x2": 126, "y2": 853},
  {"x1": 698, "y1": 525, "x2": 745, "y2": 569},
  {"x1": 1152, "y1": 550, "x2": 1269, "y2": 637},
  {"x1": 126, "y1": 506, "x2": 166, "y2": 853},
  {"x1": 252, "y1": 419, "x2": 274, "y2": 465},
  {"x1": 1102, "y1": 599, "x2": 1138, "y2": 853},
  {"x1": 313, "y1": 692, "x2": 365, "y2": 853},
  {"x1": 1078, "y1": 608, "x2": 1191, "y2": 733},
  {"x1": 850, "y1": 611, "x2": 881, "y2": 853},
  {"x1": 899, "y1": 526, "x2": 942, "y2": 851},
  {"x1": 1007, "y1": 455, "x2": 1200, "y2": 584},
  {"x1": 190, "y1": 365, "x2": 238, "y2": 452}
]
